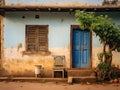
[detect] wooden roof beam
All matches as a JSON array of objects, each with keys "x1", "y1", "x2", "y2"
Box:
[{"x1": 0, "y1": 5, "x2": 120, "y2": 12}]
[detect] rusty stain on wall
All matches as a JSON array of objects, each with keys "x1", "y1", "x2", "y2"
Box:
[
  {"x1": 92, "y1": 47, "x2": 120, "y2": 68},
  {"x1": 1, "y1": 45, "x2": 120, "y2": 77},
  {"x1": 1, "y1": 47, "x2": 70, "y2": 77},
  {"x1": 17, "y1": 43, "x2": 22, "y2": 52}
]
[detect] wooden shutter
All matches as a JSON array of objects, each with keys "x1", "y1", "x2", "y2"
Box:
[
  {"x1": 26, "y1": 26, "x2": 37, "y2": 52},
  {"x1": 26, "y1": 25, "x2": 48, "y2": 52},
  {"x1": 37, "y1": 26, "x2": 48, "y2": 52}
]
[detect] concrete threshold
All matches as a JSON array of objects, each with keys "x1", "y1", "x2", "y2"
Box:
[
  {"x1": 0, "y1": 77, "x2": 68, "y2": 83},
  {"x1": 68, "y1": 76, "x2": 96, "y2": 84},
  {"x1": 72, "y1": 76, "x2": 96, "y2": 83}
]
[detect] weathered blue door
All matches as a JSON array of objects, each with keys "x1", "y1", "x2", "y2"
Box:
[{"x1": 72, "y1": 29, "x2": 90, "y2": 68}]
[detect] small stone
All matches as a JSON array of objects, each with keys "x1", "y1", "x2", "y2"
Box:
[
  {"x1": 86, "y1": 82, "x2": 90, "y2": 85},
  {"x1": 68, "y1": 77, "x2": 73, "y2": 84}
]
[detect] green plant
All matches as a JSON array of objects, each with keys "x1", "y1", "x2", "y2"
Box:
[
  {"x1": 96, "y1": 62, "x2": 110, "y2": 81},
  {"x1": 97, "y1": 52, "x2": 104, "y2": 61},
  {"x1": 75, "y1": 10, "x2": 95, "y2": 30},
  {"x1": 98, "y1": 52, "x2": 112, "y2": 63},
  {"x1": 97, "y1": 62, "x2": 110, "y2": 72},
  {"x1": 75, "y1": 10, "x2": 120, "y2": 66},
  {"x1": 110, "y1": 71, "x2": 118, "y2": 79}
]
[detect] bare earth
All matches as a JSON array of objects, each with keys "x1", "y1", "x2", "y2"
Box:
[{"x1": 0, "y1": 82, "x2": 120, "y2": 90}]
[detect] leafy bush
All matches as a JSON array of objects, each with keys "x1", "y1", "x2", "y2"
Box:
[
  {"x1": 96, "y1": 62, "x2": 110, "y2": 81},
  {"x1": 97, "y1": 62, "x2": 110, "y2": 72}
]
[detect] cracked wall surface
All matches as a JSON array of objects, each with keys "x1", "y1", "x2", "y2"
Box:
[{"x1": 1, "y1": 12, "x2": 120, "y2": 77}]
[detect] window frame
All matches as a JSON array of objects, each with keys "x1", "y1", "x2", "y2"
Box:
[{"x1": 24, "y1": 25, "x2": 50, "y2": 55}]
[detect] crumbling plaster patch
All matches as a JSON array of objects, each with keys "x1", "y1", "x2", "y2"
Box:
[{"x1": 2, "y1": 47, "x2": 70, "y2": 76}]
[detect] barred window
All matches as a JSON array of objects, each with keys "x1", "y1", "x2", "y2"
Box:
[{"x1": 26, "y1": 25, "x2": 48, "y2": 52}]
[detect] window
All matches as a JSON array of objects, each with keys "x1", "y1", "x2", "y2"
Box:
[{"x1": 26, "y1": 25, "x2": 48, "y2": 52}]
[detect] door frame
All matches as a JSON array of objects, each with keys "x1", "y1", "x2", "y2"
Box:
[{"x1": 70, "y1": 25, "x2": 92, "y2": 69}]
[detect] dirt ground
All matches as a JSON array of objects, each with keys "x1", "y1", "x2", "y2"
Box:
[{"x1": 0, "y1": 81, "x2": 120, "y2": 90}]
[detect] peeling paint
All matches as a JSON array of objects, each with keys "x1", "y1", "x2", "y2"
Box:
[
  {"x1": 2, "y1": 11, "x2": 120, "y2": 77},
  {"x1": 92, "y1": 47, "x2": 120, "y2": 69},
  {"x1": 2, "y1": 46, "x2": 120, "y2": 77},
  {"x1": 92, "y1": 47, "x2": 103, "y2": 68},
  {"x1": 2, "y1": 47, "x2": 70, "y2": 77}
]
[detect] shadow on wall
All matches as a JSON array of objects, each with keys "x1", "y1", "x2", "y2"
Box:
[
  {"x1": 0, "y1": 67, "x2": 9, "y2": 76},
  {"x1": 0, "y1": 68, "x2": 35, "y2": 77},
  {"x1": 1, "y1": 58, "x2": 54, "y2": 77}
]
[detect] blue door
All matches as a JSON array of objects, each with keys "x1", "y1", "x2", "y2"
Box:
[{"x1": 72, "y1": 29, "x2": 90, "y2": 68}]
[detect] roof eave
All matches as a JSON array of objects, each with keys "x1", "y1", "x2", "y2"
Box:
[{"x1": 0, "y1": 5, "x2": 120, "y2": 12}]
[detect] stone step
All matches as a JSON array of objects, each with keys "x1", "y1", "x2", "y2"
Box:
[
  {"x1": 68, "y1": 76, "x2": 96, "y2": 84},
  {"x1": 73, "y1": 76, "x2": 96, "y2": 83},
  {"x1": 68, "y1": 69, "x2": 95, "y2": 77}
]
